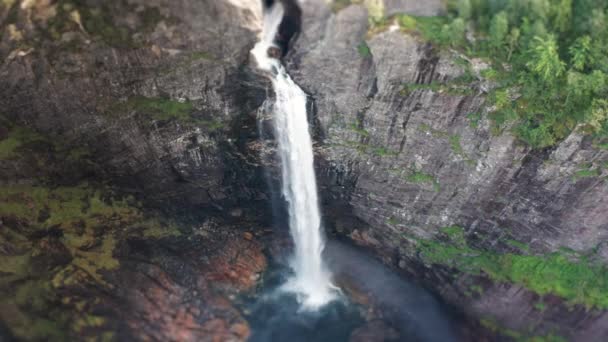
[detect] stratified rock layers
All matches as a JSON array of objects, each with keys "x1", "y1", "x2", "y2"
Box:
[
  {"x1": 2, "y1": 0, "x2": 608, "y2": 340},
  {"x1": 287, "y1": 1, "x2": 608, "y2": 340}
]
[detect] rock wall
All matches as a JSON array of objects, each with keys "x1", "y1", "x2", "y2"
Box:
[
  {"x1": 287, "y1": 1, "x2": 608, "y2": 340},
  {"x1": 0, "y1": 0, "x2": 268, "y2": 211},
  {"x1": 3, "y1": 0, "x2": 608, "y2": 340}
]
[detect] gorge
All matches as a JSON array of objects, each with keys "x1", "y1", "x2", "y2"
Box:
[
  {"x1": 251, "y1": 0, "x2": 335, "y2": 309},
  {"x1": 1, "y1": 0, "x2": 608, "y2": 341}
]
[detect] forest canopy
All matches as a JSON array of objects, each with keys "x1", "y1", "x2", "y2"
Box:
[{"x1": 411, "y1": 0, "x2": 608, "y2": 148}]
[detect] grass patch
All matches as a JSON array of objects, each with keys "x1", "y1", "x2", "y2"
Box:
[
  {"x1": 349, "y1": 122, "x2": 370, "y2": 137},
  {"x1": 505, "y1": 239, "x2": 530, "y2": 253},
  {"x1": 449, "y1": 135, "x2": 465, "y2": 156},
  {"x1": 480, "y1": 318, "x2": 566, "y2": 342},
  {"x1": 467, "y1": 112, "x2": 482, "y2": 129},
  {"x1": 572, "y1": 168, "x2": 601, "y2": 180},
  {"x1": 0, "y1": 127, "x2": 45, "y2": 160},
  {"x1": 441, "y1": 225, "x2": 466, "y2": 246},
  {"x1": 331, "y1": 0, "x2": 352, "y2": 12},
  {"x1": 124, "y1": 96, "x2": 194, "y2": 121},
  {"x1": 111, "y1": 96, "x2": 225, "y2": 131},
  {"x1": 405, "y1": 170, "x2": 440, "y2": 192}
]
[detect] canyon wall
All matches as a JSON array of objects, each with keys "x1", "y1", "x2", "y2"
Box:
[
  {"x1": 2, "y1": 0, "x2": 608, "y2": 340},
  {"x1": 286, "y1": 1, "x2": 608, "y2": 340}
]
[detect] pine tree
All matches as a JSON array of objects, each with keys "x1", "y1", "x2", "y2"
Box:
[
  {"x1": 489, "y1": 11, "x2": 509, "y2": 53},
  {"x1": 527, "y1": 35, "x2": 565, "y2": 82}
]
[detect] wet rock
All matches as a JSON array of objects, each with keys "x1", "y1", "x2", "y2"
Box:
[
  {"x1": 204, "y1": 236, "x2": 267, "y2": 291},
  {"x1": 350, "y1": 320, "x2": 400, "y2": 342}
]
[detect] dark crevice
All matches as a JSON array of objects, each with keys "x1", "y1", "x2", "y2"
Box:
[{"x1": 263, "y1": 0, "x2": 302, "y2": 57}]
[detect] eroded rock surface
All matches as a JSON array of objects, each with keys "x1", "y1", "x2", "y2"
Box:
[{"x1": 287, "y1": 1, "x2": 608, "y2": 340}]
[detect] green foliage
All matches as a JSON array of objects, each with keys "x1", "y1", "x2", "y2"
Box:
[
  {"x1": 125, "y1": 96, "x2": 194, "y2": 121},
  {"x1": 0, "y1": 127, "x2": 44, "y2": 160},
  {"x1": 527, "y1": 36, "x2": 566, "y2": 81},
  {"x1": 572, "y1": 167, "x2": 600, "y2": 180},
  {"x1": 480, "y1": 318, "x2": 566, "y2": 342},
  {"x1": 449, "y1": 135, "x2": 465, "y2": 156},
  {"x1": 349, "y1": 122, "x2": 370, "y2": 137},
  {"x1": 357, "y1": 41, "x2": 371, "y2": 57},
  {"x1": 569, "y1": 35, "x2": 592, "y2": 71},
  {"x1": 331, "y1": 0, "x2": 352, "y2": 12},
  {"x1": 406, "y1": 0, "x2": 608, "y2": 148},
  {"x1": 467, "y1": 112, "x2": 482, "y2": 128},
  {"x1": 441, "y1": 225, "x2": 466, "y2": 246},
  {"x1": 417, "y1": 233, "x2": 608, "y2": 309},
  {"x1": 405, "y1": 170, "x2": 440, "y2": 191},
  {"x1": 489, "y1": 11, "x2": 509, "y2": 52},
  {"x1": 457, "y1": 0, "x2": 472, "y2": 20}
]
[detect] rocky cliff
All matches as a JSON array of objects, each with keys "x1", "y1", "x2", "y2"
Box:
[
  {"x1": 1, "y1": 0, "x2": 271, "y2": 340},
  {"x1": 286, "y1": 1, "x2": 608, "y2": 341}
]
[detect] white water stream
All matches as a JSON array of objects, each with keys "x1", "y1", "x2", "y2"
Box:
[{"x1": 251, "y1": 2, "x2": 336, "y2": 309}]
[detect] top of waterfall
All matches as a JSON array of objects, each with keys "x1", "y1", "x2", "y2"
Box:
[{"x1": 250, "y1": 2, "x2": 284, "y2": 72}]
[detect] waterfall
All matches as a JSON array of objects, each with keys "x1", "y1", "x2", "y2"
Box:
[{"x1": 251, "y1": 2, "x2": 336, "y2": 309}]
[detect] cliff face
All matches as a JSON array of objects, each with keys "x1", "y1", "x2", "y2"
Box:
[
  {"x1": 1, "y1": 1, "x2": 270, "y2": 340},
  {"x1": 287, "y1": 1, "x2": 608, "y2": 340},
  {"x1": 1, "y1": 0, "x2": 268, "y2": 211}
]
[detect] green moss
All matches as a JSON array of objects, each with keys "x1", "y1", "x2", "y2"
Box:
[
  {"x1": 506, "y1": 239, "x2": 531, "y2": 252},
  {"x1": 406, "y1": 170, "x2": 440, "y2": 191},
  {"x1": 0, "y1": 135, "x2": 20, "y2": 159},
  {"x1": 15, "y1": 280, "x2": 54, "y2": 312},
  {"x1": 0, "y1": 303, "x2": 68, "y2": 342},
  {"x1": 417, "y1": 234, "x2": 608, "y2": 309},
  {"x1": 372, "y1": 146, "x2": 397, "y2": 157},
  {"x1": 480, "y1": 318, "x2": 566, "y2": 342},
  {"x1": 142, "y1": 221, "x2": 182, "y2": 239},
  {"x1": 387, "y1": 217, "x2": 399, "y2": 225},
  {"x1": 394, "y1": 15, "x2": 450, "y2": 44},
  {"x1": 449, "y1": 135, "x2": 465, "y2": 156},
  {"x1": 0, "y1": 127, "x2": 45, "y2": 160},
  {"x1": 534, "y1": 300, "x2": 547, "y2": 312},
  {"x1": 331, "y1": 0, "x2": 352, "y2": 12},
  {"x1": 0, "y1": 254, "x2": 31, "y2": 277},
  {"x1": 188, "y1": 51, "x2": 214, "y2": 61},
  {"x1": 441, "y1": 225, "x2": 466, "y2": 246},
  {"x1": 0, "y1": 184, "x2": 145, "y2": 288},
  {"x1": 349, "y1": 123, "x2": 369, "y2": 137},
  {"x1": 125, "y1": 96, "x2": 194, "y2": 121},
  {"x1": 470, "y1": 284, "x2": 484, "y2": 295},
  {"x1": 73, "y1": 314, "x2": 105, "y2": 331},
  {"x1": 110, "y1": 96, "x2": 226, "y2": 129},
  {"x1": 467, "y1": 112, "x2": 482, "y2": 129},
  {"x1": 357, "y1": 41, "x2": 371, "y2": 58},
  {"x1": 572, "y1": 168, "x2": 601, "y2": 180}
]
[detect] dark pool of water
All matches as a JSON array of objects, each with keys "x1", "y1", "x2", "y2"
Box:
[{"x1": 238, "y1": 240, "x2": 460, "y2": 342}]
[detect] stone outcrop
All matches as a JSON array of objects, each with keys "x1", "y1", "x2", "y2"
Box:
[{"x1": 0, "y1": 0, "x2": 268, "y2": 211}]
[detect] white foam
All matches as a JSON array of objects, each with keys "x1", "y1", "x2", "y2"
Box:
[{"x1": 251, "y1": 2, "x2": 337, "y2": 310}]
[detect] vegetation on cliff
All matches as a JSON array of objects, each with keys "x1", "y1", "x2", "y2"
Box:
[
  {"x1": 0, "y1": 120, "x2": 183, "y2": 340},
  {"x1": 417, "y1": 226, "x2": 608, "y2": 310},
  {"x1": 370, "y1": 0, "x2": 608, "y2": 148}
]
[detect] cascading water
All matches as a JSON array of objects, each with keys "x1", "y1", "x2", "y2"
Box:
[{"x1": 251, "y1": 1, "x2": 336, "y2": 309}]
